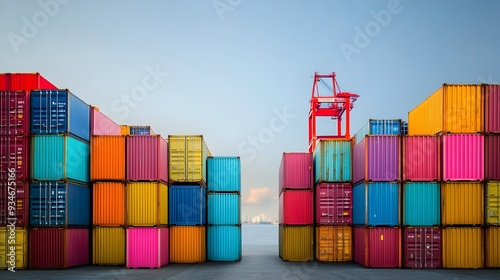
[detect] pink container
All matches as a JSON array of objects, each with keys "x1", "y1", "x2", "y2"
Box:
[
  {"x1": 485, "y1": 135, "x2": 500, "y2": 180},
  {"x1": 0, "y1": 90, "x2": 30, "y2": 136},
  {"x1": 485, "y1": 85, "x2": 500, "y2": 134},
  {"x1": 126, "y1": 135, "x2": 168, "y2": 182},
  {"x1": 442, "y1": 134, "x2": 484, "y2": 181},
  {"x1": 353, "y1": 227, "x2": 401, "y2": 268},
  {"x1": 315, "y1": 183, "x2": 352, "y2": 225},
  {"x1": 279, "y1": 189, "x2": 313, "y2": 225},
  {"x1": 0, "y1": 135, "x2": 29, "y2": 181},
  {"x1": 403, "y1": 136, "x2": 440, "y2": 181},
  {"x1": 279, "y1": 152, "x2": 313, "y2": 191},
  {"x1": 126, "y1": 227, "x2": 169, "y2": 269},
  {"x1": 404, "y1": 227, "x2": 441, "y2": 269},
  {"x1": 353, "y1": 135, "x2": 400, "y2": 184},
  {"x1": 90, "y1": 106, "x2": 121, "y2": 136}
]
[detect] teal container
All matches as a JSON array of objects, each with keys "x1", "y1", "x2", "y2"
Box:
[
  {"x1": 313, "y1": 140, "x2": 352, "y2": 183},
  {"x1": 207, "y1": 225, "x2": 242, "y2": 261},
  {"x1": 31, "y1": 135, "x2": 90, "y2": 183},
  {"x1": 402, "y1": 182, "x2": 440, "y2": 226},
  {"x1": 207, "y1": 156, "x2": 241, "y2": 192},
  {"x1": 208, "y1": 193, "x2": 240, "y2": 225}
]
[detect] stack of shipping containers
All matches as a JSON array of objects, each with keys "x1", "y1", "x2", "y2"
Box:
[{"x1": 278, "y1": 153, "x2": 314, "y2": 261}]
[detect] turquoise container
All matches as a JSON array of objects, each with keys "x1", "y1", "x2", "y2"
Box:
[
  {"x1": 402, "y1": 182, "x2": 440, "y2": 226},
  {"x1": 207, "y1": 156, "x2": 241, "y2": 192},
  {"x1": 31, "y1": 135, "x2": 90, "y2": 183},
  {"x1": 207, "y1": 225, "x2": 242, "y2": 261},
  {"x1": 313, "y1": 140, "x2": 352, "y2": 183},
  {"x1": 208, "y1": 193, "x2": 240, "y2": 225}
]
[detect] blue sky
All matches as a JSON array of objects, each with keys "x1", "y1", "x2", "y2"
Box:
[{"x1": 1, "y1": 0, "x2": 499, "y2": 219}]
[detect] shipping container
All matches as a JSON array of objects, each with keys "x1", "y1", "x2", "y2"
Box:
[
  {"x1": 92, "y1": 227, "x2": 125, "y2": 265},
  {"x1": 313, "y1": 140, "x2": 352, "y2": 183},
  {"x1": 0, "y1": 90, "x2": 30, "y2": 135},
  {"x1": 0, "y1": 181, "x2": 29, "y2": 227},
  {"x1": 279, "y1": 189, "x2": 313, "y2": 225},
  {"x1": 279, "y1": 153, "x2": 313, "y2": 191},
  {"x1": 403, "y1": 227, "x2": 441, "y2": 269},
  {"x1": 120, "y1": 125, "x2": 129, "y2": 135},
  {"x1": 353, "y1": 227, "x2": 401, "y2": 268},
  {"x1": 89, "y1": 106, "x2": 121, "y2": 136},
  {"x1": 126, "y1": 227, "x2": 169, "y2": 269},
  {"x1": 485, "y1": 84, "x2": 500, "y2": 133},
  {"x1": 442, "y1": 227, "x2": 483, "y2": 268},
  {"x1": 90, "y1": 136, "x2": 125, "y2": 181},
  {"x1": 401, "y1": 121, "x2": 408, "y2": 135},
  {"x1": 315, "y1": 226, "x2": 352, "y2": 262},
  {"x1": 126, "y1": 135, "x2": 168, "y2": 182},
  {"x1": 126, "y1": 182, "x2": 168, "y2": 226},
  {"x1": 352, "y1": 136, "x2": 400, "y2": 184},
  {"x1": 30, "y1": 89, "x2": 90, "y2": 141},
  {"x1": 207, "y1": 225, "x2": 242, "y2": 261},
  {"x1": 170, "y1": 226, "x2": 206, "y2": 263},
  {"x1": 485, "y1": 227, "x2": 500, "y2": 268},
  {"x1": 354, "y1": 119, "x2": 402, "y2": 145},
  {"x1": 29, "y1": 181, "x2": 90, "y2": 227},
  {"x1": 402, "y1": 182, "x2": 440, "y2": 227},
  {"x1": 485, "y1": 135, "x2": 500, "y2": 180},
  {"x1": 92, "y1": 182, "x2": 125, "y2": 226},
  {"x1": 442, "y1": 134, "x2": 484, "y2": 181},
  {"x1": 29, "y1": 227, "x2": 89, "y2": 269},
  {"x1": 207, "y1": 156, "x2": 241, "y2": 192},
  {"x1": 0, "y1": 73, "x2": 57, "y2": 91},
  {"x1": 353, "y1": 182, "x2": 399, "y2": 226},
  {"x1": 441, "y1": 182, "x2": 484, "y2": 226},
  {"x1": 31, "y1": 135, "x2": 90, "y2": 183},
  {"x1": 208, "y1": 193, "x2": 240, "y2": 225},
  {"x1": 486, "y1": 181, "x2": 500, "y2": 226},
  {"x1": 279, "y1": 225, "x2": 313, "y2": 261},
  {"x1": 168, "y1": 135, "x2": 211, "y2": 183},
  {"x1": 408, "y1": 84, "x2": 483, "y2": 135},
  {"x1": 0, "y1": 135, "x2": 29, "y2": 181},
  {"x1": 315, "y1": 183, "x2": 352, "y2": 225},
  {"x1": 169, "y1": 185, "x2": 206, "y2": 226},
  {"x1": 0, "y1": 226, "x2": 27, "y2": 270},
  {"x1": 403, "y1": 136, "x2": 439, "y2": 181},
  {"x1": 129, "y1": 125, "x2": 154, "y2": 135}
]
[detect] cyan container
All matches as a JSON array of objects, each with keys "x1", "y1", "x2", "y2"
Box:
[
  {"x1": 169, "y1": 185, "x2": 207, "y2": 225},
  {"x1": 30, "y1": 89, "x2": 90, "y2": 141},
  {"x1": 353, "y1": 182, "x2": 400, "y2": 226},
  {"x1": 314, "y1": 140, "x2": 352, "y2": 183},
  {"x1": 31, "y1": 135, "x2": 90, "y2": 183},
  {"x1": 354, "y1": 119, "x2": 402, "y2": 145},
  {"x1": 207, "y1": 225, "x2": 242, "y2": 261},
  {"x1": 402, "y1": 182, "x2": 440, "y2": 226},
  {"x1": 207, "y1": 156, "x2": 241, "y2": 192},
  {"x1": 29, "y1": 181, "x2": 90, "y2": 226},
  {"x1": 208, "y1": 193, "x2": 240, "y2": 225}
]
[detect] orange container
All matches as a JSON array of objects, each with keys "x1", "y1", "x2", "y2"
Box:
[
  {"x1": 92, "y1": 182, "x2": 125, "y2": 226},
  {"x1": 90, "y1": 136, "x2": 126, "y2": 181},
  {"x1": 170, "y1": 226, "x2": 206, "y2": 263}
]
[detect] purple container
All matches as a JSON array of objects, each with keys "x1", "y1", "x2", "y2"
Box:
[
  {"x1": 353, "y1": 135, "x2": 400, "y2": 184},
  {"x1": 279, "y1": 152, "x2": 313, "y2": 192},
  {"x1": 126, "y1": 135, "x2": 168, "y2": 182}
]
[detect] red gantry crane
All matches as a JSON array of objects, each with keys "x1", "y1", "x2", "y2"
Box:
[{"x1": 308, "y1": 72, "x2": 359, "y2": 152}]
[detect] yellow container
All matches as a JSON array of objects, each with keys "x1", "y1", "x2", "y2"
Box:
[
  {"x1": 279, "y1": 225, "x2": 313, "y2": 261},
  {"x1": 92, "y1": 227, "x2": 125, "y2": 265},
  {"x1": 315, "y1": 226, "x2": 352, "y2": 262},
  {"x1": 170, "y1": 226, "x2": 206, "y2": 263},
  {"x1": 408, "y1": 84, "x2": 483, "y2": 135},
  {"x1": 485, "y1": 227, "x2": 500, "y2": 268},
  {"x1": 120, "y1": 125, "x2": 130, "y2": 135},
  {"x1": 441, "y1": 182, "x2": 484, "y2": 226},
  {"x1": 486, "y1": 181, "x2": 500, "y2": 226},
  {"x1": 442, "y1": 227, "x2": 484, "y2": 268},
  {"x1": 126, "y1": 182, "x2": 168, "y2": 226},
  {"x1": 0, "y1": 227, "x2": 27, "y2": 270},
  {"x1": 168, "y1": 135, "x2": 211, "y2": 183}
]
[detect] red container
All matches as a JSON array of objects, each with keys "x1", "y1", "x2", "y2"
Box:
[
  {"x1": 0, "y1": 180, "x2": 28, "y2": 226},
  {"x1": 485, "y1": 84, "x2": 500, "y2": 134},
  {"x1": 126, "y1": 135, "x2": 168, "y2": 182},
  {"x1": 485, "y1": 135, "x2": 500, "y2": 180},
  {"x1": 126, "y1": 227, "x2": 169, "y2": 269},
  {"x1": 279, "y1": 152, "x2": 313, "y2": 191},
  {"x1": 404, "y1": 228, "x2": 441, "y2": 268},
  {"x1": 0, "y1": 90, "x2": 30, "y2": 136},
  {"x1": 403, "y1": 136, "x2": 440, "y2": 181},
  {"x1": 90, "y1": 106, "x2": 121, "y2": 136},
  {"x1": 353, "y1": 227, "x2": 401, "y2": 268},
  {"x1": 315, "y1": 183, "x2": 352, "y2": 225},
  {"x1": 29, "y1": 227, "x2": 89, "y2": 269},
  {"x1": 0, "y1": 73, "x2": 57, "y2": 91},
  {"x1": 279, "y1": 189, "x2": 313, "y2": 225},
  {"x1": 442, "y1": 134, "x2": 484, "y2": 181},
  {"x1": 0, "y1": 135, "x2": 29, "y2": 181}
]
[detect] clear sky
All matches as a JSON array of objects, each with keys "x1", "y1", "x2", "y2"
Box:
[{"x1": 1, "y1": 0, "x2": 499, "y2": 220}]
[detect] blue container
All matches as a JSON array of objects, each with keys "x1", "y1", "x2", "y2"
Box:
[
  {"x1": 208, "y1": 193, "x2": 240, "y2": 225},
  {"x1": 353, "y1": 182, "x2": 399, "y2": 226},
  {"x1": 129, "y1": 126, "x2": 153, "y2": 135},
  {"x1": 31, "y1": 135, "x2": 90, "y2": 183},
  {"x1": 354, "y1": 119, "x2": 402, "y2": 145},
  {"x1": 29, "y1": 181, "x2": 90, "y2": 226},
  {"x1": 313, "y1": 140, "x2": 352, "y2": 183},
  {"x1": 403, "y1": 182, "x2": 440, "y2": 226},
  {"x1": 207, "y1": 157, "x2": 241, "y2": 192},
  {"x1": 30, "y1": 89, "x2": 90, "y2": 141},
  {"x1": 401, "y1": 121, "x2": 408, "y2": 135},
  {"x1": 207, "y1": 225, "x2": 242, "y2": 261},
  {"x1": 169, "y1": 185, "x2": 207, "y2": 225}
]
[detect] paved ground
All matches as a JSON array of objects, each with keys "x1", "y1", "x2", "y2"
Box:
[{"x1": 2, "y1": 245, "x2": 498, "y2": 279}]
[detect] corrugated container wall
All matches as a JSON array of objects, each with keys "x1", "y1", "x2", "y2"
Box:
[
  {"x1": 279, "y1": 225, "x2": 313, "y2": 261},
  {"x1": 353, "y1": 227, "x2": 401, "y2": 268},
  {"x1": 279, "y1": 190, "x2": 313, "y2": 225},
  {"x1": 279, "y1": 153, "x2": 313, "y2": 191},
  {"x1": 314, "y1": 140, "x2": 352, "y2": 183},
  {"x1": 92, "y1": 182, "x2": 125, "y2": 226},
  {"x1": 0, "y1": 181, "x2": 29, "y2": 226},
  {"x1": 353, "y1": 136, "x2": 400, "y2": 184},
  {"x1": 485, "y1": 84, "x2": 500, "y2": 133},
  {"x1": 126, "y1": 182, "x2": 168, "y2": 226},
  {"x1": 354, "y1": 119, "x2": 402, "y2": 145},
  {"x1": 90, "y1": 106, "x2": 121, "y2": 136},
  {"x1": 126, "y1": 135, "x2": 168, "y2": 182},
  {"x1": 485, "y1": 135, "x2": 500, "y2": 180},
  {"x1": 1, "y1": 135, "x2": 29, "y2": 181},
  {"x1": 0, "y1": 90, "x2": 30, "y2": 135},
  {"x1": 315, "y1": 226, "x2": 352, "y2": 262},
  {"x1": 90, "y1": 136, "x2": 125, "y2": 181},
  {"x1": 169, "y1": 185, "x2": 206, "y2": 225},
  {"x1": 0, "y1": 227, "x2": 27, "y2": 270},
  {"x1": 485, "y1": 227, "x2": 500, "y2": 268},
  {"x1": 126, "y1": 227, "x2": 169, "y2": 269},
  {"x1": 208, "y1": 193, "x2": 240, "y2": 225},
  {"x1": 207, "y1": 156, "x2": 241, "y2": 192},
  {"x1": 486, "y1": 181, "x2": 500, "y2": 226},
  {"x1": 353, "y1": 182, "x2": 400, "y2": 226},
  {"x1": 92, "y1": 227, "x2": 125, "y2": 265},
  {"x1": 402, "y1": 182, "x2": 440, "y2": 226},
  {"x1": 207, "y1": 225, "x2": 242, "y2": 261},
  {"x1": 170, "y1": 226, "x2": 206, "y2": 263},
  {"x1": 442, "y1": 227, "x2": 484, "y2": 268},
  {"x1": 169, "y1": 135, "x2": 211, "y2": 183},
  {"x1": 442, "y1": 134, "x2": 484, "y2": 181},
  {"x1": 0, "y1": 73, "x2": 57, "y2": 91},
  {"x1": 129, "y1": 126, "x2": 154, "y2": 135},
  {"x1": 441, "y1": 182, "x2": 484, "y2": 226},
  {"x1": 403, "y1": 136, "x2": 440, "y2": 181},
  {"x1": 403, "y1": 228, "x2": 441, "y2": 268},
  {"x1": 315, "y1": 183, "x2": 352, "y2": 225}
]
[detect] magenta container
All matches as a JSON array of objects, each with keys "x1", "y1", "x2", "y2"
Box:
[
  {"x1": 404, "y1": 227, "x2": 441, "y2": 269},
  {"x1": 126, "y1": 227, "x2": 169, "y2": 269},
  {"x1": 279, "y1": 152, "x2": 313, "y2": 191},
  {"x1": 353, "y1": 227, "x2": 401, "y2": 268},
  {"x1": 485, "y1": 85, "x2": 500, "y2": 134},
  {"x1": 403, "y1": 136, "x2": 440, "y2": 181},
  {"x1": 0, "y1": 135, "x2": 29, "y2": 181},
  {"x1": 90, "y1": 106, "x2": 121, "y2": 136},
  {"x1": 442, "y1": 134, "x2": 484, "y2": 181},
  {"x1": 315, "y1": 183, "x2": 352, "y2": 225},
  {"x1": 279, "y1": 189, "x2": 313, "y2": 225},
  {"x1": 0, "y1": 90, "x2": 30, "y2": 136},
  {"x1": 126, "y1": 135, "x2": 168, "y2": 182},
  {"x1": 485, "y1": 135, "x2": 500, "y2": 180},
  {"x1": 353, "y1": 135, "x2": 400, "y2": 184}
]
